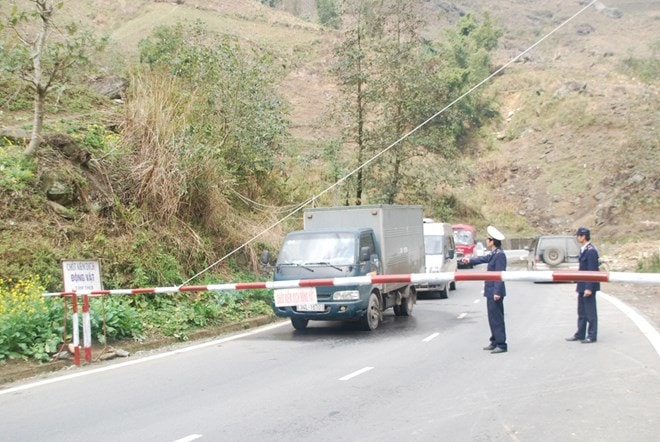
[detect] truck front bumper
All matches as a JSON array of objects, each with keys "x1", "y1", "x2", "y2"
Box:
[{"x1": 272, "y1": 301, "x2": 367, "y2": 320}]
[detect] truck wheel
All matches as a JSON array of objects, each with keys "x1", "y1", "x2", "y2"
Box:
[
  {"x1": 290, "y1": 317, "x2": 309, "y2": 330},
  {"x1": 359, "y1": 292, "x2": 381, "y2": 331},
  {"x1": 450, "y1": 281, "x2": 456, "y2": 291},
  {"x1": 399, "y1": 291, "x2": 415, "y2": 316},
  {"x1": 439, "y1": 285, "x2": 448, "y2": 299}
]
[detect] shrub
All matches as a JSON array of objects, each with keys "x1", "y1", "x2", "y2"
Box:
[
  {"x1": 0, "y1": 146, "x2": 37, "y2": 192},
  {"x1": 90, "y1": 296, "x2": 143, "y2": 344},
  {"x1": 0, "y1": 275, "x2": 64, "y2": 362},
  {"x1": 636, "y1": 253, "x2": 660, "y2": 273}
]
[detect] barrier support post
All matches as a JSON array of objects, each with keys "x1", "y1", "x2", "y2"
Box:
[
  {"x1": 82, "y1": 294, "x2": 92, "y2": 363},
  {"x1": 71, "y1": 293, "x2": 80, "y2": 366}
]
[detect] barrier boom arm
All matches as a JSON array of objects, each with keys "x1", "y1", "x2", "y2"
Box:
[{"x1": 42, "y1": 271, "x2": 660, "y2": 298}]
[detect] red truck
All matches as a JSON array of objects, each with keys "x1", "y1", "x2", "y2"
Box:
[{"x1": 452, "y1": 224, "x2": 477, "y2": 268}]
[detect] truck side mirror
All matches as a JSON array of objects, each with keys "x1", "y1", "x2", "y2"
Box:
[
  {"x1": 360, "y1": 246, "x2": 371, "y2": 262},
  {"x1": 260, "y1": 250, "x2": 271, "y2": 266}
]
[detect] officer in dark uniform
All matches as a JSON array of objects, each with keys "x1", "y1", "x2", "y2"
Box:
[
  {"x1": 462, "y1": 226, "x2": 508, "y2": 354},
  {"x1": 566, "y1": 227, "x2": 600, "y2": 343}
]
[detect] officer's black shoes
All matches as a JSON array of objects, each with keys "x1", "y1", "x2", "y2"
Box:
[
  {"x1": 483, "y1": 344, "x2": 496, "y2": 350},
  {"x1": 581, "y1": 338, "x2": 597, "y2": 344},
  {"x1": 490, "y1": 347, "x2": 507, "y2": 354},
  {"x1": 565, "y1": 336, "x2": 582, "y2": 341}
]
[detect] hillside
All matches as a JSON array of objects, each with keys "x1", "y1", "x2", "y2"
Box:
[
  {"x1": 1, "y1": 0, "x2": 659, "y2": 273},
  {"x1": 279, "y1": 0, "x2": 660, "y2": 261}
]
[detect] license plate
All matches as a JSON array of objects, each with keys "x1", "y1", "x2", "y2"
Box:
[
  {"x1": 274, "y1": 287, "x2": 318, "y2": 307},
  {"x1": 297, "y1": 303, "x2": 325, "y2": 312}
]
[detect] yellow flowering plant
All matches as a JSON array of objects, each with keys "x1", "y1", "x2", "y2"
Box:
[{"x1": 0, "y1": 276, "x2": 64, "y2": 362}]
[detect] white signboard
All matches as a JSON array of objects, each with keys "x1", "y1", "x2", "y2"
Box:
[{"x1": 62, "y1": 260, "x2": 103, "y2": 292}]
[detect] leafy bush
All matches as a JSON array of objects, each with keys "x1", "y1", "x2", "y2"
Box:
[
  {"x1": 139, "y1": 290, "x2": 272, "y2": 341},
  {"x1": 90, "y1": 296, "x2": 143, "y2": 344},
  {"x1": 0, "y1": 276, "x2": 64, "y2": 362}
]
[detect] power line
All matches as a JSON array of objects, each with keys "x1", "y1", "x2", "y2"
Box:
[{"x1": 180, "y1": 0, "x2": 599, "y2": 286}]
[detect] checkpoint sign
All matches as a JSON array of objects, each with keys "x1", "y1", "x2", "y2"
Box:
[{"x1": 62, "y1": 259, "x2": 103, "y2": 292}]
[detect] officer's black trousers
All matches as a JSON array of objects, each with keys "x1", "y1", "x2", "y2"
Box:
[
  {"x1": 487, "y1": 297, "x2": 507, "y2": 349},
  {"x1": 576, "y1": 292, "x2": 598, "y2": 340}
]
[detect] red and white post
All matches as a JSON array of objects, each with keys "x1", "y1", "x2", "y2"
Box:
[
  {"x1": 82, "y1": 294, "x2": 92, "y2": 363},
  {"x1": 71, "y1": 294, "x2": 80, "y2": 366}
]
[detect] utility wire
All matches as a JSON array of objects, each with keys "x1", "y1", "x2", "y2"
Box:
[{"x1": 180, "y1": 0, "x2": 599, "y2": 287}]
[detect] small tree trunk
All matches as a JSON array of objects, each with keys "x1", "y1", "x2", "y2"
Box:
[
  {"x1": 23, "y1": 89, "x2": 47, "y2": 157},
  {"x1": 22, "y1": 0, "x2": 52, "y2": 158}
]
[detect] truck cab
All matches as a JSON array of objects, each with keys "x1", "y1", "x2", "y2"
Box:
[
  {"x1": 452, "y1": 224, "x2": 477, "y2": 268},
  {"x1": 272, "y1": 228, "x2": 380, "y2": 330}
]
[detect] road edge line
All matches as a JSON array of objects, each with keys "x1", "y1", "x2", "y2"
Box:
[{"x1": 600, "y1": 291, "x2": 660, "y2": 358}]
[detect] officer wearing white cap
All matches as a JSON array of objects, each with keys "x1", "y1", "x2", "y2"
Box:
[
  {"x1": 461, "y1": 225, "x2": 508, "y2": 353},
  {"x1": 566, "y1": 227, "x2": 600, "y2": 343}
]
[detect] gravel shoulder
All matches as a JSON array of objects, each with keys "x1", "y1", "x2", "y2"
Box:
[{"x1": 601, "y1": 283, "x2": 660, "y2": 329}]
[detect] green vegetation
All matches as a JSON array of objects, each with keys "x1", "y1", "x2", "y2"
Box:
[
  {"x1": 0, "y1": 276, "x2": 63, "y2": 362},
  {"x1": 620, "y1": 42, "x2": 660, "y2": 84},
  {"x1": 0, "y1": 274, "x2": 272, "y2": 362},
  {"x1": 637, "y1": 254, "x2": 660, "y2": 273}
]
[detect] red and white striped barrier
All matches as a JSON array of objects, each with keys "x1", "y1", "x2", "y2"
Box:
[
  {"x1": 43, "y1": 271, "x2": 658, "y2": 366},
  {"x1": 42, "y1": 270, "x2": 660, "y2": 298}
]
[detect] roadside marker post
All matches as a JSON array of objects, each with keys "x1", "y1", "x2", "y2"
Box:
[{"x1": 70, "y1": 294, "x2": 80, "y2": 366}]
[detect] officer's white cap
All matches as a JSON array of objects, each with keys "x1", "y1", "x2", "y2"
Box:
[{"x1": 487, "y1": 225, "x2": 505, "y2": 241}]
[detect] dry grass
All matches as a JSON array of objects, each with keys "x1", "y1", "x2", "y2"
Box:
[{"x1": 122, "y1": 70, "x2": 194, "y2": 220}]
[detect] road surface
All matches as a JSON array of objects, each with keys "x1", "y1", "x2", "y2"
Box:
[{"x1": 1, "y1": 275, "x2": 658, "y2": 441}]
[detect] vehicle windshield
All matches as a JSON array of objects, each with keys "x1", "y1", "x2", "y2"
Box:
[
  {"x1": 278, "y1": 232, "x2": 356, "y2": 266},
  {"x1": 453, "y1": 230, "x2": 474, "y2": 246},
  {"x1": 424, "y1": 235, "x2": 445, "y2": 255}
]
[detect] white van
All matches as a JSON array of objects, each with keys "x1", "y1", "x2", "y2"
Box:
[{"x1": 417, "y1": 221, "x2": 457, "y2": 299}]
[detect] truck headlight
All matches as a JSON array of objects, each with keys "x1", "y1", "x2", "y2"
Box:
[{"x1": 333, "y1": 290, "x2": 360, "y2": 300}]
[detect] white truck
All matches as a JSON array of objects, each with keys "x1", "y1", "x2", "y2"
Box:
[{"x1": 268, "y1": 205, "x2": 425, "y2": 331}]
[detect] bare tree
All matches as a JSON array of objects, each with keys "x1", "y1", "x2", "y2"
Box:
[{"x1": 0, "y1": 0, "x2": 106, "y2": 157}]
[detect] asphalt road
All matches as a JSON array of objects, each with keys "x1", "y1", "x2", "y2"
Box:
[{"x1": 1, "y1": 272, "x2": 659, "y2": 441}]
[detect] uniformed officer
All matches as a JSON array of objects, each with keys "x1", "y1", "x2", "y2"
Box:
[
  {"x1": 566, "y1": 227, "x2": 600, "y2": 343},
  {"x1": 462, "y1": 225, "x2": 508, "y2": 354}
]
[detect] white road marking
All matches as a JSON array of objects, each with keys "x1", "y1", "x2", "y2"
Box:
[
  {"x1": 473, "y1": 299, "x2": 481, "y2": 304},
  {"x1": 173, "y1": 435, "x2": 202, "y2": 442},
  {"x1": 457, "y1": 313, "x2": 468, "y2": 319},
  {"x1": 600, "y1": 291, "x2": 660, "y2": 357},
  {"x1": 0, "y1": 321, "x2": 290, "y2": 396},
  {"x1": 339, "y1": 366, "x2": 374, "y2": 381},
  {"x1": 423, "y1": 332, "x2": 440, "y2": 342}
]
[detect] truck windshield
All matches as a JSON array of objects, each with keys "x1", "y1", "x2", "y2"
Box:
[
  {"x1": 453, "y1": 230, "x2": 474, "y2": 246},
  {"x1": 424, "y1": 235, "x2": 445, "y2": 255},
  {"x1": 278, "y1": 232, "x2": 356, "y2": 266}
]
